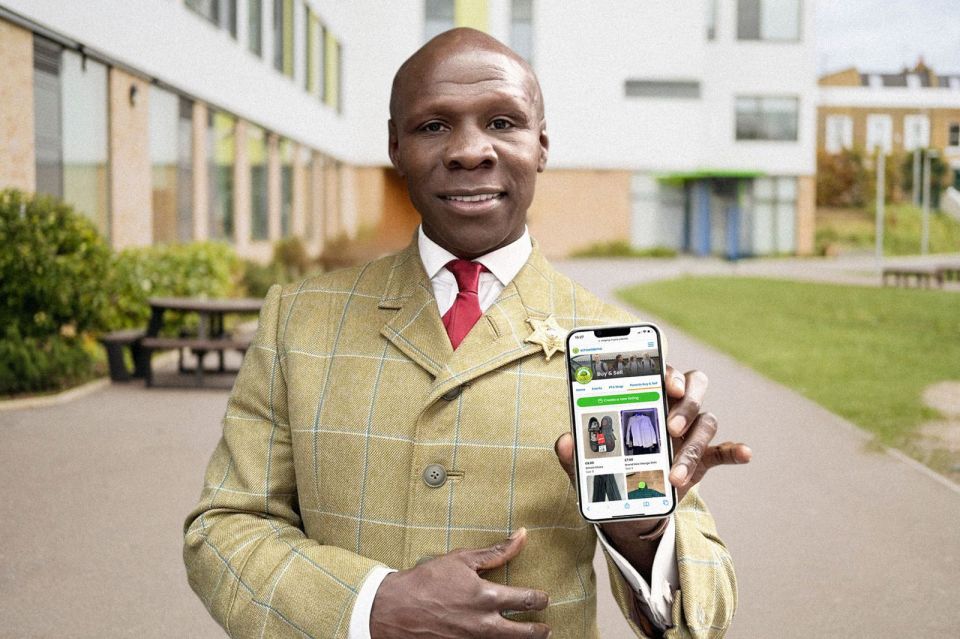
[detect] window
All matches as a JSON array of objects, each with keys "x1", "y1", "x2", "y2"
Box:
[
  {"x1": 273, "y1": 0, "x2": 293, "y2": 76},
  {"x1": 751, "y1": 177, "x2": 796, "y2": 254},
  {"x1": 903, "y1": 115, "x2": 930, "y2": 151},
  {"x1": 735, "y1": 96, "x2": 798, "y2": 141},
  {"x1": 150, "y1": 88, "x2": 194, "y2": 243},
  {"x1": 318, "y1": 22, "x2": 327, "y2": 102},
  {"x1": 33, "y1": 37, "x2": 110, "y2": 236},
  {"x1": 336, "y1": 41, "x2": 343, "y2": 113},
  {"x1": 824, "y1": 115, "x2": 853, "y2": 154},
  {"x1": 706, "y1": 0, "x2": 718, "y2": 40},
  {"x1": 300, "y1": 146, "x2": 316, "y2": 241},
  {"x1": 280, "y1": 139, "x2": 294, "y2": 236},
  {"x1": 248, "y1": 124, "x2": 268, "y2": 240},
  {"x1": 865, "y1": 114, "x2": 892, "y2": 154},
  {"x1": 511, "y1": 0, "x2": 533, "y2": 62},
  {"x1": 625, "y1": 80, "x2": 701, "y2": 99},
  {"x1": 186, "y1": 0, "x2": 218, "y2": 24},
  {"x1": 323, "y1": 30, "x2": 341, "y2": 111},
  {"x1": 248, "y1": 0, "x2": 262, "y2": 56},
  {"x1": 304, "y1": 3, "x2": 315, "y2": 93},
  {"x1": 186, "y1": 0, "x2": 237, "y2": 37},
  {"x1": 737, "y1": 0, "x2": 801, "y2": 41},
  {"x1": 208, "y1": 111, "x2": 236, "y2": 241},
  {"x1": 949, "y1": 123, "x2": 960, "y2": 148},
  {"x1": 425, "y1": 0, "x2": 454, "y2": 41}
]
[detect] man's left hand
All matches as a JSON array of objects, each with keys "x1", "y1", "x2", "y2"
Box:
[{"x1": 554, "y1": 365, "x2": 752, "y2": 540}]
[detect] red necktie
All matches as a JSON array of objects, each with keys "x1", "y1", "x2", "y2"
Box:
[{"x1": 442, "y1": 259, "x2": 486, "y2": 349}]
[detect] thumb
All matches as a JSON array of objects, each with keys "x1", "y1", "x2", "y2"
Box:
[
  {"x1": 462, "y1": 527, "x2": 528, "y2": 572},
  {"x1": 554, "y1": 432, "x2": 576, "y2": 484}
]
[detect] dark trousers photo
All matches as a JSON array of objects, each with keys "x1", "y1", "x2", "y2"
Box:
[{"x1": 592, "y1": 474, "x2": 622, "y2": 502}]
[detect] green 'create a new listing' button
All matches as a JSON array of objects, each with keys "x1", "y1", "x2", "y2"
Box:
[{"x1": 576, "y1": 391, "x2": 660, "y2": 408}]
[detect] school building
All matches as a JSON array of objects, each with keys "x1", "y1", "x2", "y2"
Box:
[{"x1": 0, "y1": 0, "x2": 817, "y2": 260}]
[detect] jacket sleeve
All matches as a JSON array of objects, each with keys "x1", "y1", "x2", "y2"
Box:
[
  {"x1": 183, "y1": 284, "x2": 384, "y2": 639},
  {"x1": 602, "y1": 487, "x2": 738, "y2": 638}
]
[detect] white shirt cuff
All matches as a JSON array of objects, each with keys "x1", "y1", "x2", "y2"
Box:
[
  {"x1": 595, "y1": 516, "x2": 679, "y2": 630},
  {"x1": 348, "y1": 565, "x2": 397, "y2": 639}
]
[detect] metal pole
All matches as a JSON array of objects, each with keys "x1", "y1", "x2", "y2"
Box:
[
  {"x1": 913, "y1": 149, "x2": 921, "y2": 205},
  {"x1": 876, "y1": 151, "x2": 885, "y2": 269},
  {"x1": 922, "y1": 151, "x2": 931, "y2": 255}
]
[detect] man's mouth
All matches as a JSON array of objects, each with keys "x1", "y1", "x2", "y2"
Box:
[{"x1": 441, "y1": 192, "x2": 504, "y2": 203}]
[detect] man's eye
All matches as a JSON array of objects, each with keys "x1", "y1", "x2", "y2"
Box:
[
  {"x1": 420, "y1": 122, "x2": 445, "y2": 133},
  {"x1": 489, "y1": 118, "x2": 513, "y2": 130}
]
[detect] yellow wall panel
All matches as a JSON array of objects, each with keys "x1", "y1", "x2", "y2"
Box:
[
  {"x1": 324, "y1": 31, "x2": 338, "y2": 110},
  {"x1": 454, "y1": 0, "x2": 489, "y2": 32}
]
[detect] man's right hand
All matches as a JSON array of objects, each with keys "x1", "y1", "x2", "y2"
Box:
[{"x1": 369, "y1": 527, "x2": 551, "y2": 638}]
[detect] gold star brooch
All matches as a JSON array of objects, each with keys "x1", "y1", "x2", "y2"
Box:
[{"x1": 525, "y1": 315, "x2": 566, "y2": 361}]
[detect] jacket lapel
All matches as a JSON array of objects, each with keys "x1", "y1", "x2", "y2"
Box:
[
  {"x1": 378, "y1": 243, "x2": 453, "y2": 378},
  {"x1": 379, "y1": 238, "x2": 564, "y2": 403},
  {"x1": 426, "y1": 240, "x2": 560, "y2": 404}
]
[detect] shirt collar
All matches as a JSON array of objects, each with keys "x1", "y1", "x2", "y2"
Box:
[{"x1": 417, "y1": 225, "x2": 532, "y2": 287}]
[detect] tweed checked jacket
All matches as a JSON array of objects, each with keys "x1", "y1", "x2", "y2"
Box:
[{"x1": 183, "y1": 239, "x2": 737, "y2": 638}]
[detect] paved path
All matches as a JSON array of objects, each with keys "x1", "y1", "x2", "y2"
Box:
[
  {"x1": 1, "y1": 255, "x2": 958, "y2": 638},
  {"x1": 556, "y1": 257, "x2": 960, "y2": 638}
]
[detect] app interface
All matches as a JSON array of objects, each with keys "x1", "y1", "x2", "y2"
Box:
[{"x1": 568, "y1": 326, "x2": 673, "y2": 519}]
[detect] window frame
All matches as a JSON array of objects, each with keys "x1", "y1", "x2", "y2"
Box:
[
  {"x1": 735, "y1": 95, "x2": 800, "y2": 142},
  {"x1": 737, "y1": 0, "x2": 802, "y2": 43}
]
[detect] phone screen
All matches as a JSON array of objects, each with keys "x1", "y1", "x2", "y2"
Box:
[{"x1": 565, "y1": 324, "x2": 676, "y2": 521}]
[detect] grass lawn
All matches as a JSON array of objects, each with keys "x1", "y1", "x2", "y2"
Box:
[
  {"x1": 617, "y1": 277, "x2": 960, "y2": 472},
  {"x1": 816, "y1": 204, "x2": 960, "y2": 256}
]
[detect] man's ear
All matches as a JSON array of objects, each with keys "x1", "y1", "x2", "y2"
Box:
[
  {"x1": 388, "y1": 119, "x2": 404, "y2": 176},
  {"x1": 537, "y1": 124, "x2": 549, "y2": 173}
]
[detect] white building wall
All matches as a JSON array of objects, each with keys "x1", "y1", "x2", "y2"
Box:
[
  {"x1": 4, "y1": 0, "x2": 817, "y2": 175},
  {"x1": 3, "y1": 0, "x2": 361, "y2": 162}
]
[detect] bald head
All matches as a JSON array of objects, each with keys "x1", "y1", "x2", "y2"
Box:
[{"x1": 389, "y1": 28, "x2": 544, "y2": 123}]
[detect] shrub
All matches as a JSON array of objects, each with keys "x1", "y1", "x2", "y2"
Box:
[
  {"x1": 105, "y1": 242, "x2": 242, "y2": 333},
  {"x1": 900, "y1": 150, "x2": 950, "y2": 207},
  {"x1": 0, "y1": 189, "x2": 113, "y2": 393},
  {"x1": 570, "y1": 240, "x2": 678, "y2": 258},
  {"x1": 239, "y1": 259, "x2": 289, "y2": 299}
]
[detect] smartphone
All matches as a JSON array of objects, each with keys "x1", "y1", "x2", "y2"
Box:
[{"x1": 565, "y1": 323, "x2": 677, "y2": 522}]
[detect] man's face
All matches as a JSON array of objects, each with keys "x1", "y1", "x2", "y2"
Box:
[{"x1": 389, "y1": 48, "x2": 548, "y2": 259}]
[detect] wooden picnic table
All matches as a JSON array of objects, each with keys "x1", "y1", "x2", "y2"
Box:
[{"x1": 139, "y1": 296, "x2": 263, "y2": 387}]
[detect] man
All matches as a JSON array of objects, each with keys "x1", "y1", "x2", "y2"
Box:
[{"x1": 184, "y1": 28, "x2": 751, "y2": 638}]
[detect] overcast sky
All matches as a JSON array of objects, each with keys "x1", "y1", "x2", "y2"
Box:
[{"x1": 816, "y1": 0, "x2": 960, "y2": 75}]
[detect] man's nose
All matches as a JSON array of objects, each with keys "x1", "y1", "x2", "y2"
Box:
[{"x1": 443, "y1": 125, "x2": 496, "y2": 170}]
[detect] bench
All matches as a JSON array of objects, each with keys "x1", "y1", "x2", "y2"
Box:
[
  {"x1": 937, "y1": 265, "x2": 960, "y2": 283},
  {"x1": 98, "y1": 329, "x2": 147, "y2": 382},
  {"x1": 138, "y1": 336, "x2": 253, "y2": 387},
  {"x1": 882, "y1": 267, "x2": 943, "y2": 289}
]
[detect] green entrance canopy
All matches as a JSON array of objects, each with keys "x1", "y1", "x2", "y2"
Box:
[{"x1": 656, "y1": 169, "x2": 765, "y2": 186}]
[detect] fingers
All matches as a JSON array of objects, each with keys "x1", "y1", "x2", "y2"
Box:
[
  {"x1": 701, "y1": 441, "x2": 753, "y2": 470},
  {"x1": 664, "y1": 364, "x2": 686, "y2": 398},
  {"x1": 666, "y1": 369, "x2": 708, "y2": 437},
  {"x1": 480, "y1": 583, "x2": 549, "y2": 613},
  {"x1": 460, "y1": 528, "x2": 528, "y2": 572},
  {"x1": 483, "y1": 616, "x2": 551, "y2": 639},
  {"x1": 553, "y1": 433, "x2": 575, "y2": 484},
  {"x1": 669, "y1": 411, "x2": 718, "y2": 486}
]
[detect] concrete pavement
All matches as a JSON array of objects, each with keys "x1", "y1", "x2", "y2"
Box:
[
  {"x1": 1, "y1": 255, "x2": 958, "y2": 638},
  {"x1": 557, "y1": 257, "x2": 960, "y2": 638}
]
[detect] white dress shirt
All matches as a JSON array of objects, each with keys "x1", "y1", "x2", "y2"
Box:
[{"x1": 348, "y1": 226, "x2": 678, "y2": 637}]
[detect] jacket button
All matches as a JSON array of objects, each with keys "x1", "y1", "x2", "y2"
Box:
[
  {"x1": 441, "y1": 385, "x2": 463, "y2": 401},
  {"x1": 422, "y1": 464, "x2": 447, "y2": 487}
]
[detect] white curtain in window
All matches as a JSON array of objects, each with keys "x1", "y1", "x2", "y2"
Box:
[
  {"x1": 825, "y1": 115, "x2": 853, "y2": 154},
  {"x1": 903, "y1": 115, "x2": 931, "y2": 151}
]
